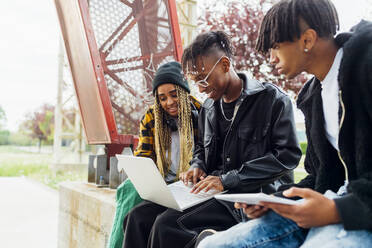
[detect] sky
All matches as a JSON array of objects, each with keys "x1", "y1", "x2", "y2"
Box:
[
  {"x1": 0, "y1": 0, "x2": 371, "y2": 131},
  {"x1": 0, "y1": 0, "x2": 59, "y2": 131}
]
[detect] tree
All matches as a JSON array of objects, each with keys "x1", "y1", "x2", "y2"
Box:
[
  {"x1": 0, "y1": 105, "x2": 10, "y2": 145},
  {"x1": 0, "y1": 105, "x2": 6, "y2": 130},
  {"x1": 20, "y1": 103, "x2": 55, "y2": 151},
  {"x1": 199, "y1": 0, "x2": 307, "y2": 96}
]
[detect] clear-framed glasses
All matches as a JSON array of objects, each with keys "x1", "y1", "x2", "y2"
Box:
[{"x1": 191, "y1": 55, "x2": 228, "y2": 88}]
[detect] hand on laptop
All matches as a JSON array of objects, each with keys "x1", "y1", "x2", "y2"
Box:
[
  {"x1": 191, "y1": 176, "x2": 224, "y2": 194},
  {"x1": 180, "y1": 168, "x2": 206, "y2": 185}
]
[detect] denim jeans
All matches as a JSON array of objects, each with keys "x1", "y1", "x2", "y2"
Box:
[
  {"x1": 301, "y1": 224, "x2": 372, "y2": 248},
  {"x1": 198, "y1": 211, "x2": 372, "y2": 248}
]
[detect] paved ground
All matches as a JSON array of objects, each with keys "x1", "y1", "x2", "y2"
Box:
[{"x1": 0, "y1": 177, "x2": 58, "y2": 248}]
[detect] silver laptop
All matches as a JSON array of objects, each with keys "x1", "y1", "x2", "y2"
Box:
[{"x1": 116, "y1": 155, "x2": 222, "y2": 211}]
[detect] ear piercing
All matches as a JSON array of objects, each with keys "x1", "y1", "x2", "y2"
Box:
[{"x1": 304, "y1": 48, "x2": 309, "y2": 52}]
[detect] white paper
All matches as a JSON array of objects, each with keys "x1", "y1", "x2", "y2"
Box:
[{"x1": 215, "y1": 193, "x2": 300, "y2": 205}]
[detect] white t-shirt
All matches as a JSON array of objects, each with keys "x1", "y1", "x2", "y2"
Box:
[
  {"x1": 321, "y1": 48, "x2": 343, "y2": 151},
  {"x1": 164, "y1": 129, "x2": 180, "y2": 183}
]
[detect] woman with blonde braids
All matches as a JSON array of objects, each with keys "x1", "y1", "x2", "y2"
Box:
[
  {"x1": 135, "y1": 61, "x2": 201, "y2": 182},
  {"x1": 108, "y1": 61, "x2": 201, "y2": 248}
]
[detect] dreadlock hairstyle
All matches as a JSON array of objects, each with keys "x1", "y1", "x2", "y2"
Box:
[
  {"x1": 256, "y1": 0, "x2": 339, "y2": 53},
  {"x1": 153, "y1": 84, "x2": 194, "y2": 179},
  {"x1": 181, "y1": 31, "x2": 234, "y2": 74}
]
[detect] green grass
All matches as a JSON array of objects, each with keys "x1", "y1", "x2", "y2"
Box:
[
  {"x1": 294, "y1": 171, "x2": 308, "y2": 183},
  {"x1": 0, "y1": 145, "x2": 87, "y2": 189},
  {"x1": 294, "y1": 155, "x2": 307, "y2": 183},
  {"x1": 0, "y1": 145, "x2": 308, "y2": 189}
]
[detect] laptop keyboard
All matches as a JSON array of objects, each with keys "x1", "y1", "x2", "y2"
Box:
[{"x1": 168, "y1": 181, "x2": 218, "y2": 209}]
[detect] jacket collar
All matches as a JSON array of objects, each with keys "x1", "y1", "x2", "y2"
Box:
[
  {"x1": 238, "y1": 72, "x2": 266, "y2": 98},
  {"x1": 335, "y1": 20, "x2": 372, "y2": 49},
  {"x1": 204, "y1": 72, "x2": 266, "y2": 131},
  {"x1": 296, "y1": 77, "x2": 321, "y2": 110},
  {"x1": 202, "y1": 72, "x2": 266, "y2": 110}
]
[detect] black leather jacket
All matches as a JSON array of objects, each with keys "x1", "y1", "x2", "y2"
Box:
[{"x1": 191, "y1": 73, "x2": 302, "y2": 194}]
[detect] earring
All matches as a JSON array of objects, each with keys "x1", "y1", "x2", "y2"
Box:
[{"x1": 304, "y1": 48, "x2": 309, "y2": 53}]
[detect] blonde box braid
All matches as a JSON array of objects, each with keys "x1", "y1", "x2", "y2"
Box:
[
  {"x1": 175, "y1": 85, "x2": 194, "y2": 177},
  {"x1": 154, "y1": 85, "x2": 194, "y2": 179}
]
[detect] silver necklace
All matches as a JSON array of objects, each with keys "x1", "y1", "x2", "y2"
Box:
[
  {"x1": 220, "y1": 99, "x2": 234, "y2": 122},
  {"x1": 220, "y1": 80, "x2": 243, "y2": 122}
]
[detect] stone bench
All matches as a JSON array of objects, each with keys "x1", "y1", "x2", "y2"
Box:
[{"x1": 58, "y1": 182, "x2": 116, "y2": 248}]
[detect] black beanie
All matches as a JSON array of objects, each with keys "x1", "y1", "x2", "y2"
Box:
[{"x1": 152, "y1": 61, "x2": 190, "y2": 95}]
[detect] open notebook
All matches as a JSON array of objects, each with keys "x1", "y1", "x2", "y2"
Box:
[{"x1": 116, "y1": 155, "x2": 222, "y2": 211}]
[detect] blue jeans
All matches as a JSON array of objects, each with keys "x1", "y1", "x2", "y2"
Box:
[{"x1": 198, "y1": 211, "x2": 372, "y2": 248}]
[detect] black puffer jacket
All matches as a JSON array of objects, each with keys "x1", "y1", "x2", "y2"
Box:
[
  {"x1": 280, "y1": 20, "x2": 372, "y2": 231},
  {"x1": 191, "y1": 73, "x2": 302, "y2": 194}
]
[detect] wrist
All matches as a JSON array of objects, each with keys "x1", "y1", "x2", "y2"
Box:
[{"x1": 329, "y1": 199, "x2": 341, "y2": 224}]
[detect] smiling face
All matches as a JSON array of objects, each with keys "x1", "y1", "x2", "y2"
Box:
[
  {"x1": 156, "y1": 83, "x2": 178, "y2": 117},
  {"x1": 187, "y1": 55, "x2": 230, "y2": 101}
]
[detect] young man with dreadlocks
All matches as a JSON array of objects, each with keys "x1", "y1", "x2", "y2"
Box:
[
  {"x1": 118, "y1": 61, "x2": 201, "y2": 248},
  {"x1": 198, "y1": 0, "x2": 372, "y2": 247},
  {"x1": 128, "y1": 28, "x2": 302, "y2": 247}
]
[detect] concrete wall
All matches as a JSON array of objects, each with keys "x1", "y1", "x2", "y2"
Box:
[{"x1": 58, "y1": 182, "x2": 116, "y2": 248}]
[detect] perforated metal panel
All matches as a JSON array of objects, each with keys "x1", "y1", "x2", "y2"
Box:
[{"x1": 55, "y1": 0, "x2": 182, "y2": 144}]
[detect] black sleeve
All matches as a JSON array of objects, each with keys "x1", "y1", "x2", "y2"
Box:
[
  {"x1": 189, "y1": 106, "x2": 207, "y2": 172},
  {"x1": 334, "y1": 43, "x2": 372, "y2": 231},
  {"x1": 274, "y1": 131, "x2": 317, "y2": 199},
  {"x1": 220, "y1": 95, "x2": 302, "y2": 191},
  {"x1": 334, "y1": 193, "x2": 372, "y2": 231}
]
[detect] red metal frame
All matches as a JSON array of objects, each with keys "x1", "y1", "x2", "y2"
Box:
[
  {"x1": 167, "y1": 0, "x2": 183, "y2": 61},
  {"x1": 77, "y1": 0, "x2": 182, "y2": 145},
  {"x1": 56, "y1": 0, "x2": 183, "y2": 166},
  {"x1": 78, "y1": 0, "x2": 121, "y2": 145}
]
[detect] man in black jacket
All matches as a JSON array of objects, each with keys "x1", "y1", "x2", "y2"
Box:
[
  {"x1": 180, "y1": 31, "x2": 300, "y2": 195},
  {"x1": 198, "y1": 0, "x2": 372, "y2": 247},
  {"x1": 122, "y1": 31, "x2": 301, "y2": 248}
]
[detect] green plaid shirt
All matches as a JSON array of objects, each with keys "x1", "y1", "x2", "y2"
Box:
[{"x1": 134, "y1": 95, "x2": 201, "y2": 162}]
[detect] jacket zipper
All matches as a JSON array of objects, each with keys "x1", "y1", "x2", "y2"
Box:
[{"x1": 338, "y1": 90, "x2": 349, "y2": 182}]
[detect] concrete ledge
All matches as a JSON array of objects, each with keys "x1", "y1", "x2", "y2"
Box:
[{"x1": 58, "y1": 182, "x2": 116, "y2": 248}]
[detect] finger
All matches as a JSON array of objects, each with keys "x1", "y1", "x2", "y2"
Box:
[
  {"x1": 296, "y1": 221, "x2": 310, "y2": 229},
  {"x1": 185, "y1": 170, "x2": 194, "y2": 184},
  {"x1": 192, "y1": 181, "x2": 208, "y2": 194},
  {"x1": 190, "y1": 179, "x2": 203, "y2": 193},
  {"x1": 181, "y1": 174, "x2": 186, "y2": 185},
  {"x1": 182, "y1": 173, "x2": 187, "y2": 184},
  {"x1": 234, "y1": 202, "x2": 248, "y2": 209},
  {"x1": 193, "y1": 169, "x2": 199, "y2": 185},
  {"x1": 198, "y1": 170, "x2": 206, "y2": 179},
  {"x1": 180, "y1": 173, "x2": 186, "y2": 185},
  {"x1": 246, "y1": 207, "x2": 269, "y2": 219},
  {"x1": 203, "y1": 182, "x2": 218, "y2": 193},
  {"x1": 244, "y1": 205, "x2": 263, "y2": 215},
  {"x1": 194, "y1": 182, "x2": 208, "y2": 193},
  {"x1": 269, "y1": 208, "x2": 299, "y2": 222},
  {"x1": 283, "y1": 187, "x2": 314, "y2": 199},
  {"x1": 244, "y1": 205, "x2": 260, "y2": 216},
  {"x1": 260, "y1": 202, "x2": 296, "y2": 216}
]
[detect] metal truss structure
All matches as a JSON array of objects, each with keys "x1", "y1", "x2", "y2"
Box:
[{"x1": 55, "y1": 0, "x2": 188, "y2": 169}]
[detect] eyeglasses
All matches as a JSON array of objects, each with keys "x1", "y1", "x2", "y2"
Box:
[{"x1": 191, "y1": 56, "x2": 228, "y2": 88}]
